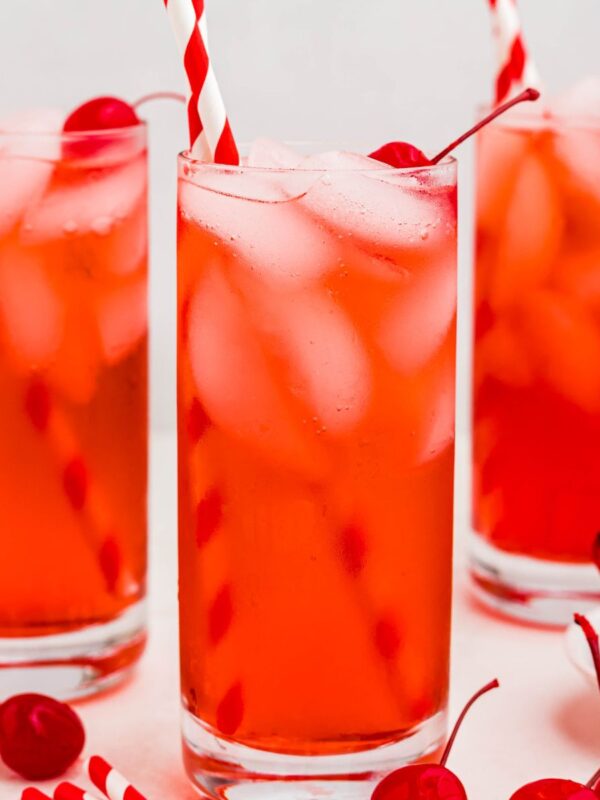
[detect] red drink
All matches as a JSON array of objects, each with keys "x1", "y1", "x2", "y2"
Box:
[
  {"x1": 178, "y1": 146, "x2": 457, "y2": 795},
  {"x1": 472, "y1": 107, "x2": 600, "y2": 623},
  {"x1": 0, "y1": 112, "x2": 148, "y2": 696}
]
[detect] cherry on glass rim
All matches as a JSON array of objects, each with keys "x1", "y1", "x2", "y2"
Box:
[
  {"x1": 369, "y1": 87, "x2": 540, "y2": 168},
  {"x1": 371, "y1": 679, "x2": 499, "y2": 800},
  {"x1": 0, "y1": 694, "x2": 85, "y2": 780},
  {"x1": 508, "y1": 615, "x2": 600, "y2": 799}
]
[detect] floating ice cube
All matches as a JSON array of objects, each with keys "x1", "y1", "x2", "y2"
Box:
[
  {"x1": 179, "y1": 175, "x2": 336, "y2": 286},
  {"x1": 378, "y1": 256, "x2": 456, "y2": 373},
  {"x1": 551, "y1": 76, "x2": 600, "y2": 117},
  {"x1": 0, "y1": 109, "x2": 63, "y2": 236},
  {"x1": 416, "y1": 350, "x2": 455, "y2": 464},
  {"x1": 187, "y1": 268, "x2": 327, "y2": 476},
  {"x1": 476, "y1": 125, "x2": 528, "y2": 232},
  {"x1": 298, "y1": 151, "x2": 454, "y2": 257},
  {"x1": 0, "y1": 245, "x2": 63, "y2": 369},
  {"x1": 261, "y1": 290, "x2": 372, "y2": 434},
  {"x1": 23, "y1": 156, "x2": 147, "y2": 243},
  {"x1": 553, "y1": 247, "x2": 600, "y2": 309},
  {"x1": 519, "y1": 290, "x2": 600, "y2": 413},
  {"x1": 489, "y1": 153, "x2": 563, "y2": 309},
  {"x1": 247, "y1": 138, "x2": 302, "y2": 169},
  {"x1": 97, "y1": 277, "x2": 147, "y2": 365}
]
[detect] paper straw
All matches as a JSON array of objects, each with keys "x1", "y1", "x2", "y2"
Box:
[
  {"x1": 487, "y1": 0, "x2": 540, "y2": 105},
  {"x1": 54, "y1": 784, "x2": 104, "y2": 800},
  {"x1": 24, "y1": 378, "x2": 135, "y2": 598},
  {"x1": 22, "y1": 790, "x2": 52, "y2": 800},
  {"x1": 163, "y1": 0, "x2": 239, "y2": 164},
  {"x1": 86, "y1": 756, "x2": 147, "y2": 800}
]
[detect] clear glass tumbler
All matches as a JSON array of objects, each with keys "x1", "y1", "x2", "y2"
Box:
[
  {"x1": 0, "y1": 117, "x2": 148, "y2": 698},
  {"x1": 177, "y1": 148, "x2": 457, "y2": 798},
  {"x1": 471, "y1": 110, "x2": 600, "y2": 624}
]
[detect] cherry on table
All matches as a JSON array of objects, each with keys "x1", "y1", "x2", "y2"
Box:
[
  {"x1": 507, "y1": 615, "x2": 600, "y2": 800},
  {"x1": 369, "y1": 88, "x2": 540, "y2": 168},
  {"x1": 0, "y1": 694, "x2": 85, "y2": 780},
  {"x1": 371, "y1": 679, "x2": 499, "y2": 800},
  {"x1": 509, "y1": 778, "x2": 599, "y2": 799}
]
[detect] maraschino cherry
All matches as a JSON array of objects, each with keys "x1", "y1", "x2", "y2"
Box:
[
  {"x1": 371, "y1": 679, "x2": 499, "y2": 800},
  {"x1": 0, "y1": 694, "x2": 85, "y2": 780},
  {"x1": 507, "y1": 614, "x2": 600, "y2": 800},
  {"x1": 370, "y1": 87, "x2": 540, "y2": 168}
]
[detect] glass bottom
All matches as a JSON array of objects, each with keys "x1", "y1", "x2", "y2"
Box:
[
  {"x1": 181, "y1": 707, "x2": 447, "y2": 799},
  {"x1": 469, "y1": 533, "x2": 600, "y2": 626},
  {"x1": 0, "y1": 599, "x2": 146, "y2": 700}
]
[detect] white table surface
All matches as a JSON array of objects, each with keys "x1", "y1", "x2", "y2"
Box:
[{"x1": 0, "y1": 432, "x2": 597, "y2": 800}]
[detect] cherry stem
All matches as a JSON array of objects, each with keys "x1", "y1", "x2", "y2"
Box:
[
  {"x1": 430, "y1": 87, "x2": 540, "y2": 165},
  {"x1": 574, "y1": 614, "x2": 600, "y2": 693},
  {"x1": 439, "y1": 679, "x2": 500, "y2": 767},
  {"x1": 587, "y1": 766, "x2": 600, "y2": 790},
  {"x1": 133, "y1": 91, "x2": 186, "y2": 110}
]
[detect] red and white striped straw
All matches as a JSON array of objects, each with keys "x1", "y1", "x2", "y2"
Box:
[
  {"x1": 22, "y1": 790, "x2": 52, "y2": 800},
  {"x1": 54, "y1": 784, "x2": 103, "y2": 800},
  {"x1": 86, "y1": 756, "x2": 147, "y2": 800},
  {"x1": 487, "y1": 0, "x2": 540, "y2": 105},
  {"x1": 163, "y1": 0, "x2": 239, "y2": 164}
]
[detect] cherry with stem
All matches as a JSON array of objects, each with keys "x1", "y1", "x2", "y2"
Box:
[
  {"x1": 371, "y1": 679, "x2": 499, "y2": 800},
  {"x1": 508, "y1": 614, "x2": 600, "y2": 799},
  {"x1": 369, "y1": 87, "x2": 540, "y2": 168}
]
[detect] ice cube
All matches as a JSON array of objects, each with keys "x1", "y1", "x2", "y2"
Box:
[
  {"x1": 416, "y1": 350, "x2": 455, "y2": 464},
  {"x1": 489, "y1": 153, "x2": 563, "y2": 309},
  {"x1": 261, "y1": 290, "x2": 372, "y2": 434},
  {"x1": 246, "y1": 138, "x2": 302, "y2": 169},
  {"x1": 518, "y1": 289, "x2": 600, "y2": 413},
  {"x1": 551, "y1": 76, "x2": 600, "y2": 117},
  {"x1": 476, "y1": 125, "x2": 528, "y2": 232},
  {"x1": 550, "y1": 125, "x2": 600, "y2": 231},
  {"x1": 187, "y1": 267, "x2": 327, "y2": 476},
  {"x1": 23, "y1": 156, "x2": 147, "y2": 243},
  {"x1": 475, "y1": 319, "x2": 534, "y2": 388},
  {"x1": 553, "y1": 247, "x2": 600, "y2": 309},
  {"x1": 0, "y1": 109, "x2": 63, "y2": 236},
  {"x1": 179, "y1": 175, "x2": 336, "y2": 286},
  {"x1": 97, "y1": 277, "x2": 147, "y2": 365},
  {"x1": 0, "y1": 245, "x2": 63, "y2": 370},
  {"x1": 298, "y1": 151, "x2": 454, "y2": 258},
  {"x1": 378, "y1": 256, "x2": 456, "y2": 373}
]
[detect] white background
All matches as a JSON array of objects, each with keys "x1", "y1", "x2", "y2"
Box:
[{"x1": 1, "y1": 0, "x2": 600, "y2": 432}]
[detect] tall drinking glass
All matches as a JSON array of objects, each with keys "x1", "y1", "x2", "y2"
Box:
[
  {"x1": 0, "y1": 117, "x2": 148, "y2": 697},
  {"x1": 471, "y1": 111, "x2": 600, "y2": 624},
  {"x1": 177, "y1": 148, "x2": 457, "y2": 797}
]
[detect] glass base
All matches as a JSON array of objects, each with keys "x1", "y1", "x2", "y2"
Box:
[
  {"x1": 469, "y1": 533, "x2": 600, "y2": 626},
  {"x1": 0, "y1": 599, "x2": 146, "y2": 700},
  {"x1": 182, "y1": 707, "x2": 447, "y2": 799}
]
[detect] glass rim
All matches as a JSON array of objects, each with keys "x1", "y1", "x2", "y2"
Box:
[
  {"x1": 178, "y1": 144, "x2": 457, "y2": 176},
  {"x1": 0, "y1": 119, "x2": 147, "y2": 140},
  {"x1": 475, "y1": 103, "x2": 600, "y2": 132}
]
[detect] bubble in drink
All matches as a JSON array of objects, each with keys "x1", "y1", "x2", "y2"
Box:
[{"x1": 0, "y1": 109, "x2": 63, "y2": 237}]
